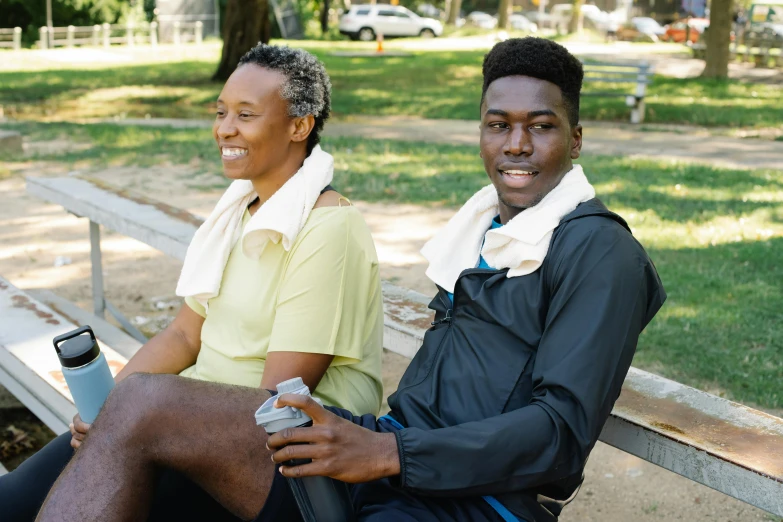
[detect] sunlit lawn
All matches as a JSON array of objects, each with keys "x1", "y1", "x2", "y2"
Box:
[
  {"x1": 1, "y1": 43, "x2": 781, "y2": 128},
  {"x1": 2, "y1": 120, "x2": 781, "y2": 409}
]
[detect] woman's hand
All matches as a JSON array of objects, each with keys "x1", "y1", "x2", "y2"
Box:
[
  {"x1": 266, "y1": 394, "x2": 401, "y2": 483},
  {"x1": 69, "y1": 414, "x2": 91, "y2": 450}
]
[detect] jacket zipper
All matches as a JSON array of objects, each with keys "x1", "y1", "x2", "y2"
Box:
[{"x1": 395, "y1": 269, "x2": 504, "y2": 394}]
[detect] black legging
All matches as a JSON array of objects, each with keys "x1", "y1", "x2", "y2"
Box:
[{"x1": 0, "y1": 432, "x2": 247, "y2": 522}]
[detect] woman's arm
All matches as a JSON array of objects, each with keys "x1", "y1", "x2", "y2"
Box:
[
  {"x1": 115, "y1": 304, "x2": 204, "y2": 383},
  {"x1": 260, "y1": 352, "x2": 334, "y2": 392}
]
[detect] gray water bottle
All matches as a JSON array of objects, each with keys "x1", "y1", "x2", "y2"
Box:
[
  {"x1": 255, "y1": 377, "x2": 356, "y2": 522},
  {"x1": 53, "y1": 326, "x2": 115, "y2": 424}
]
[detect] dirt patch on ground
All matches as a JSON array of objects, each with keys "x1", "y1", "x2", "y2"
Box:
[{"x1": 0, "y1": 142, "x2": 776, "y2": 521}]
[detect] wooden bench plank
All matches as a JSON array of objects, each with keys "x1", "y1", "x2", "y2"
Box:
[
  {"x1": 26, "y1": 176, "x2": 202, "y2": 261},
  {"x1": 0, "y1": 277, "x2": 134, "y2": 434},
  {"x1": 27, "y1": 289, "x2": 142, "y2": 361}
]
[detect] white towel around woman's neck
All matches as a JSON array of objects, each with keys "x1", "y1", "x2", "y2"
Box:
[
  {"x1": 421, "y1": 165, "x2": 595, "y2": 293},
  {"x1": 176, "y1": 145, "x2": 334, "y2": 308}
]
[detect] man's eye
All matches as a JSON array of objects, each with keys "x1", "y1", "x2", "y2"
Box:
[
  {"x1": 239, "y1": 113, "x2": 253, "y2": 118},
  {"x1": 532, "y1": 123, "x2": 553, "y2": 129},
  {"x1": 489, "y1": 122, "x2": 508, "y2": 129},
  {"x1": 216, "y1": 110, "x2": 225, "y2": 117}
]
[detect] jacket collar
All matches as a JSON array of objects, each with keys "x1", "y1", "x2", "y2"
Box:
[{"x1": 559, "y1": 198, "x2": 631, "y2": 234}]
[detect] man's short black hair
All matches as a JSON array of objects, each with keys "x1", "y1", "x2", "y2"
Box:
[
  {"x1": 238, "y1": 44, "x2": 331, "y2": 154},
  {"x1": 482, "y1": 37, "x2": 584, "y2": 126}
]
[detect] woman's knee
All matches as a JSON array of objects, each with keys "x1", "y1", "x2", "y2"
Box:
[{"x1": 91, "y1": 373, "x2": 172, "y2": 444}]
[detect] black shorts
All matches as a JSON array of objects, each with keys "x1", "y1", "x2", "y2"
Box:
[{"x1": 255, "y1": 406, "x2": 507, "y2": 522}]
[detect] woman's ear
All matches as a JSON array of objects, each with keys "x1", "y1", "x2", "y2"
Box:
[{"x1": 291, "y1": 114, "x2": 315, "y2": 144}]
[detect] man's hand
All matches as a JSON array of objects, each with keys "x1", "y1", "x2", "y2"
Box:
[
  {"x1": 266, "y1": 394, "x2": 401, "y2": 483},
  {"x1": 69, "y1": 413, "x2": 91, "y2": 450}
]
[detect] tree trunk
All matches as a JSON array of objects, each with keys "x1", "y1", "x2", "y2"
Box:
[
  {"x1": 321, "y1": 0, "x2": 330, "y2": 34},
  {"x1": 213, "y1": 0, "x2": 270, "y2": 82},
  {"x1": 702, "y1": 0, "x2": 733, "y2": 78},
  {"x1": 498, "y1": 0, "x2": 511, "y2": 29},
  {"x1": 447, "y1": 0, "x2": 462, "y2": 25},
  {"x1": 568, "y1": 0, "x2": 584, "y2": 34}
]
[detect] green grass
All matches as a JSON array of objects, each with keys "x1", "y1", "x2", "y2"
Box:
[
  {"x1": 3, "y1": 120, "x2": 782, "y2": 409},
  {"x1": 1, "y1": 43, "x2": 781, "y2": 129}
]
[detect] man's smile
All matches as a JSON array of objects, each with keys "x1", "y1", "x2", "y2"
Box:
[{"x1": 498, "y1": 167, "x2": 539, "y2": 189}]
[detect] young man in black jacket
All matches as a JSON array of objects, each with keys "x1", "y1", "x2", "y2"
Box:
[{"x1": 38, "y1": 38, "x2": 665, "y2": 522}]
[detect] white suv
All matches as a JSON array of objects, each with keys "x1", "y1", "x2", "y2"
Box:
[{"x1": 339, "y1": 5, "x2": 444, "y2": 41}]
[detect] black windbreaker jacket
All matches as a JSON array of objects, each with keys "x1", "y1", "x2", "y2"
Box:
[{"x1": 386, "y1": 199, "x2": 667, "y2": 521}]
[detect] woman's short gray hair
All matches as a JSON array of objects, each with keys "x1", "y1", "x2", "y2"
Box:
[{"x1": 238, "y1": 44, "x2": 332, "y2": 153}]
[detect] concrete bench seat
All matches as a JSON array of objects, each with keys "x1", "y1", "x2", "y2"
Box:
[
  {"x1": 0, "y1": 277, "x2": 140, "y2": 434},
  {"x1": 24, "y1": 175, "x2": 783, "y2": 516}
]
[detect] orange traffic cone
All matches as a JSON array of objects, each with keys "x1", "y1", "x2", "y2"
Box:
[{"x1": 376, "y1": 32, "x2": 384, "y2": 53}]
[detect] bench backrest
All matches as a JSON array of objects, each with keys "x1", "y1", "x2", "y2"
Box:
[
  {"x1": 582, "y1": 61, "x2": 653, "y2": 85},
  {"x1": 24, "y1": 175, "x2": 783, "y2": 516}
]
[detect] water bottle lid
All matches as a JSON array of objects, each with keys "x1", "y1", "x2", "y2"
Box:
[
  {"x1": 276, "y1": 377, "x2": 308, "y2": 395},
  {"x1": 53, "y1": 326, "x2": 101, "y2": 369},
  {"x1": 254, "y1": 377, "x2": 322, "y2": 434}
]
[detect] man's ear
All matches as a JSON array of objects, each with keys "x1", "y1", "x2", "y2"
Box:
[
  {"x1": 291, "y1": 114, "x2": 315, "y2": 145},
  {"x1": 570, "y1": 123, "x2": 582, "y2": 160}
]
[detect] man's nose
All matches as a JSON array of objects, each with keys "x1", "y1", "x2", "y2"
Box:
[{"x1": 504, "y1": 126, "x2": 533, "y2": 156}]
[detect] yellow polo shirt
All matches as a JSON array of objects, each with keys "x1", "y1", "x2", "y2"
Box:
[{"x1": 180, "y1": 206, "x2": 383, "y2": 416}]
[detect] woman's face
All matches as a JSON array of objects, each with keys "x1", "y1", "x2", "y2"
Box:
[{"x1": 213, "y1": 64, "x2": 300, "y2": 181}]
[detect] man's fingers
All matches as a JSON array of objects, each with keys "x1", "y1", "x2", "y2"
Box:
[
  {"x1": 70, "y1": 438, "x2": 81, "y2": 450},
  {"x1": 274, "y1": 394, "x2": 329, "y2": 423},
  {"x1": 270, "y1": 441, "x2": 330, "y2": 464},
  {"x1": 267, "y1": 425, "x2": 331, "y2": 450},
  {"x1": 279, "y1": 460, "x2": 329, "y2": 479}
]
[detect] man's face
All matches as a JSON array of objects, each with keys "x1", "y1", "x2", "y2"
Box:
[
  {"x1": 479, "y1": 75, "x2": 582, "y2": 223},
  {"x1": 213, "y1": 64, "x2": 298, "y2": 181}
]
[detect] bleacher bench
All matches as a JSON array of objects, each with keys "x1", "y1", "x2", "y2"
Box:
[
  {"x1": 0, "y1": 277, "x2": 140, "y2": 434},
  {"x1": 17, "y1": 175, "x2": 783, "y2": 516},
  {"x1": 582, "y1": 61, "x2": 653, "y2": 124}
]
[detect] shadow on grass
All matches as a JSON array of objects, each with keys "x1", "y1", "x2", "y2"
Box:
[{"x1": 638, "y1": 236, "x2": 782, "y2": 409}]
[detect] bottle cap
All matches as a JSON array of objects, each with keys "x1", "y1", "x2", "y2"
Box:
[
  {"x1": 255, "y1": 377, "x2": 322, "y2": 434},
  {"x1": 53, "y1": 326, "x2": 101, "y2": 369}
]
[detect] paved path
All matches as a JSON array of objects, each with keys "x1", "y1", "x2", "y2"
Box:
[{"x1": 105, "y1": 116, "x2": 783, "y2": 170}]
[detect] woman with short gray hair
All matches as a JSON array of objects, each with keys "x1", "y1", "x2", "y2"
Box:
[{"x1": 0, "y1": 44, "x2": 384, "y2": 521}]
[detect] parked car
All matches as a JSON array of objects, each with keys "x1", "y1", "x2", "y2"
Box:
[
  {"x1": 616, "y1": 17, "x2": 666, "y2": 41},
  {"x1": 466, "y1": 11, "x2": 498, "y2": 29},
  {"x1": 509, "y1": 14, "x2": 538, "y2": 32},
  {"x1": 661, "y1": 17, "x2": 709, "y2": 43},
  {"x1": 745, "y1": 22, "x2": 783, "y2": 45},
  {"x1": 522, "y1": 10, "x2": 556, "y2": 29},
  {"x1": 339, "y1": 4, "x2": 443, "y2": 41}
]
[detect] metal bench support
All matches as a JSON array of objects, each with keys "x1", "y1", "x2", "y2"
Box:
[{"x1": 88, "y1": 221, "x2": 148, "y2": 343}]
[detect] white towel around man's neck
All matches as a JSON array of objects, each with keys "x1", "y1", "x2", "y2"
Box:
[
  {"x1": 421, "y1": 165, "x2": 595, "y2": 293},
  {"x1": 176, "y1": 145, "x2": 334, "y2": 308}
]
